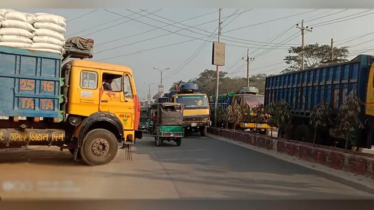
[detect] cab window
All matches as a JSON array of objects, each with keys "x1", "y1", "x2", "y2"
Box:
[
  {"x1": 124, "y1": 75, "x2": 133, "y2": 98},
  {"x1": 102, "y1": 73, "x2": 122, "y2": 91},
  {"x1": 81, "y1": 71, "x2": 97, "y2": 89}
]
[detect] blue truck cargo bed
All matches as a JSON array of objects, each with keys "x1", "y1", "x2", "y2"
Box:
[
  {"x1": 265, "y1": 55, "x2": 374, "y2": 117},
  {"x1": 0, "y1": 46, "x2": 62, "y2": 119}
]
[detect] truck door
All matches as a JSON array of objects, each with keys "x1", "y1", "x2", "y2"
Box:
[{"x1": 99, "y1": 71, "x2": 134, "y2": 130}]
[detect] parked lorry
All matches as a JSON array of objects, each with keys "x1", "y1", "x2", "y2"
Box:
[
  {"x1": 0, "y1": 46, "x2": 142, "y2": 165},
  {"x1": 211, "y1": 86, "x2": 272, "y2": 133},
  {"x1": 264, "y1": 54, "x2": 374, "y2": 150},
  {"x1": 165, "y1": 83, "x2": 210, "y2": 136}
]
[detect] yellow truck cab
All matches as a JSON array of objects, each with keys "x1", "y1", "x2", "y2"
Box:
[
  {"x1": 212, "y1": 86, "x2": 272, "y2": 133},
  {"x1": 0, "y1": 45, "x2": 142, "y2": 166},
  {"x1": 168, "y1": 83, "x2": 210, "y2": 136}
]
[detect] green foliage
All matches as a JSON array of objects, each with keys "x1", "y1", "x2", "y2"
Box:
[
  {"x1": 275, "y1": 100, "x2": 292, "y2": 126},
  {"x1": 337, "y1": 90, "x2": 364, "y2": 132},
  {"x1": 215, "y1": 104, "x2": 227, "y2": 124},
  {"x1": 241, "y1": 104, "x2": 252, "y2": 123},
  {"x1": 253, "y1": 103, "x2": 266, "y2": 123},
  {"x1": 309, "y1": 101, "x2": 333, "y2": 129},
  {"x1": 232, "y1": 102, "x2": 242, "y2": 130},
  {"x1": 282, "y1": 43, "x2": 349, "y2": 73},
  {"x1": 264, "y1": 100, "x2": 292, "y2": 138},
  {"x1": 170, "y1": 69, "x2": 267, "y2": 96},
  {"x1": 265, "y1": 102, "x2": 277, "y2": 127},
  {"x1": 226, "y1": 105, "x2": 234, "y2": 124}
]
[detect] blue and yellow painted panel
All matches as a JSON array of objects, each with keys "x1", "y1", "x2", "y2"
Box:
[{"x1": 0, "y1": 46, "x2": 61, "y2": 118}]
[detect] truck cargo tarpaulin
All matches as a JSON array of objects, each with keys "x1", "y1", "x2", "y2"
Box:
[{"x1": 64, "y1": 36, "x2": 94, "y2": 59}]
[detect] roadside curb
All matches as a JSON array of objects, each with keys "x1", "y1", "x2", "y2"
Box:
[{"x1": 208, "y1": 127, "x2": 374, "y2": 180}]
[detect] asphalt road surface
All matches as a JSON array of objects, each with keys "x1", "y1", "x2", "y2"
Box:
[{"x1": 0, "y1": 133, "x2": 374, "y2": 200}]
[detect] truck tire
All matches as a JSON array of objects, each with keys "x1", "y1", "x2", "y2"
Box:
[
  {"x1": 175, "y1": 138, "x2": 182, "y2": 146},
  {"x1": 155, "y1": 136, "x2": 162, "y2": 147},
  {"x1": 200, "y1": 126, "x2": 207, "y2": 136},
  {"x1": 80, "y1": 129, "x2": 118, "y2": 166},
  {"x1": 295, "y1": 125, "x2": 313, "y2": 143}
]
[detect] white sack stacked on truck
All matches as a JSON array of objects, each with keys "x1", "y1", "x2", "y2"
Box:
[
  {"x1": 30, "y1": 13, "x2": 66, "y2": 54},
  {"x1": 0, "y1": 9, "x2": 35, "y2": 49}
]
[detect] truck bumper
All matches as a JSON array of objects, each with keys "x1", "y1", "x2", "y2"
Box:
[
  {"x1": 183, "y1": 122, "x2": 210, "y2": 129},
  {"x1": 239, "y1": 122, "x2": 274, "y2": 130}
]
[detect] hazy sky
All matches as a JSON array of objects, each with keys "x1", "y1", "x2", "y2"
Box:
[{"x1": 18, "y1": 8, "x2": 373, "y2": 100}]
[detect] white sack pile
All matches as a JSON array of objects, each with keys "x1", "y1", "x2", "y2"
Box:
[
  {"x1": 0, "y1": 9, "x2": 66, "y2": 55},
  {"x1": 0, "y1": 9, "x2": 34, "y2": 49}
]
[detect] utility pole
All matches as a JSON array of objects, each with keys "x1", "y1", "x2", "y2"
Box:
[
  {"x1": 214, "y1": 8, "x2": 222, "y2": 128},
  {"x1": 296, "y1": 20, "x2": 313, "y2": 71},
  {"x1": 242, "y1": 49, "x2": 254, "y2": 87},
  {"x1": 144, "y1": 82, "x2": 154, "y2": 104},
  {"x1": 153, "y1": 67, "x2": 170, "y2": 85},
  {"x1": 330, "y1": 38, "x2": 334, "y2": 64}
]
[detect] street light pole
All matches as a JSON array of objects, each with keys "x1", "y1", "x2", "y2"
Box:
[
  {"x1": 153, "y1": 67, "x2": 170, "y2": 85},
  {"x1": 214, "y1": 8, "x2": 222, "y2": 128}
]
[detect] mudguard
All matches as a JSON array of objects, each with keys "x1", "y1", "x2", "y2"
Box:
[{"x1": 78, "y1": 112, "x2": 124, "y2": 147}]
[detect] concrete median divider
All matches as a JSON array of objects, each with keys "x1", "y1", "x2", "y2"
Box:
[{"x1": 208, "y1": 127, "x2": 374, "y2": 179}]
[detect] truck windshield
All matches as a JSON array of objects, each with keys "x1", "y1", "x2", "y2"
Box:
[
  {"x1": 244, "y1": 95, "x2": 264, "y2": 107},
  {"x1": 176, "y1": 95, "x2": 208, "y2": 108}
]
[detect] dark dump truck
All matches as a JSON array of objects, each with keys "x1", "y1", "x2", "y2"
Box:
[{"x1": 265, "y1": 54, "x2": 374, "y2": 151}]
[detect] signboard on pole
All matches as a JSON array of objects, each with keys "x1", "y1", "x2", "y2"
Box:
[
  {"x1": 147, "y1": 93, "x2": 151, "y2": 101},
  {"x1": 212, "y1": 41, "x2": 225, "y2": 66},
  {"x1": 158, "y1": 85, "x2": 164, "y2": 94}
]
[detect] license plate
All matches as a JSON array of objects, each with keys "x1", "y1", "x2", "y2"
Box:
[
  {"x1": 257, "y1": 124, "x2": 262, "y2": 128},
  {"x1": 170, "y1": 134, "x2": 174, "y2": 137},
  {"x1": 191, "y1": 123, "x2": 197, "y2": 127}
]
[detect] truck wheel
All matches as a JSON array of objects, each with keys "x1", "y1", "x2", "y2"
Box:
[
  {"x1": 295, "y1": 125, "x2": 313, "y2": 143},
  {"x1": 155, "y1": 137, "x2": 162, "y2": 147},
  {"x1": 200, "y1": 127, "x2": 207, "y2": 136},
  {"x1": 176, "y1": 138, "x2": 182, "y2": 146},
  {"x1": 80, "y1": 129, "x2": 118, "y2": 166}
]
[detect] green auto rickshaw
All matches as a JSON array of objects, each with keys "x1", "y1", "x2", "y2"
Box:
[
  {"x1": 150, "y1": 102, "x2": 184, "y2": 147},
  {"x1": 139, "y1": 106, "x2": 150, "y2": 132}
]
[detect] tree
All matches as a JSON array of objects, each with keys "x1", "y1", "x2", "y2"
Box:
[
  {"x1": 215, "y1": 104, "x2": 227, "y2": 128},
  {"x1": 282, "y1": 43, "x2": 349, "y2": 73},
  {"x1": 267, "y1": 100, "x2": 292, "y2": 139},
  {"x1": 309, "y1": 101, "x2": 333, "y2": 146},
  {"x1": 336, "y1": 90, "x2": 364, "y2": 150},
  {"x1": 232, "y1": 102, "x2": 242, "y2": 130},
  {"x1": 265, "y1": 102, "x2": 278, "y2": 138},
  {"x1": 241, "y1": 104, "x2": 252, "y2": 123},
  {"x1": 189, "y1": 69, "x2": 230, "y2": 96},
  {"x1": 169, "y1": 80, "x2": 189, "y2": 92},
  {"x1": 226, "y1": 105, "x2": 234, "y2": 129}
]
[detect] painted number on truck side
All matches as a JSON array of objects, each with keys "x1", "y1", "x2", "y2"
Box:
[
  {"x1": 41, "y1": 81, "x2": 54, "y2": 92},
  {"x1": 20, "y1": 79, "x2": 35, "y2": 91},
  {"x1": 19, "y1": 98, "x2": 54, "y2": 110},
  {"x1": 20, "y1": 98, "x2": 34, "y2": 109},
  {"x1": 40, "y1": 99, "x2": 54, "y2": 110}
]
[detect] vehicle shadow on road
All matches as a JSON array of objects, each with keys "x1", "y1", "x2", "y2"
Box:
[
  {"x1": 132, "y1": 134, "x2": 374, "y2": 197},
  {"x1": 0, "y1": 148, "x2": 85, "y2": 166}
]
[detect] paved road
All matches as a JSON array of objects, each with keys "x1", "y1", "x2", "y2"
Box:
[{"x1": 0, "y1": 133, "x2": 374, "y2": 199}]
